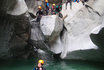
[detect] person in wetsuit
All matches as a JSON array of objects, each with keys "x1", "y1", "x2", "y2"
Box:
[
  {"x1": 36, "y1": 6, "x2": 44, "y2": 22},
  {"x1": 34, "y1": 60, "x2": 46, "y2": 70}
]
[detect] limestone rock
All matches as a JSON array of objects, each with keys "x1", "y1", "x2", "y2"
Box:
[
  {"x1": 51, "y1": 0, "x2": 104, "y2": 62},
  {"x1": 25, "y1": 0, "x2": 44, "y2": 15},
  {"x1": 7, "y1": 0, "x2": 28, "y2": 15},
  {"x1": 30, "y1": 21, "x2": 49, "y2": 51},
  {"x1": 0, "y1": 0, "x2": 31, "y2": 59},
  {"x1": 40, "y1": 15, "x2": 63, "y2": 43}
]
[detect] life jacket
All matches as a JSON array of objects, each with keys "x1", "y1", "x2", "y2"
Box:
[{"x1": 46, "y1": 2, "x2": 49, "y2": 7}]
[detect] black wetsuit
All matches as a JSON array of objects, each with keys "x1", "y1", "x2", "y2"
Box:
[
  {"x1": 55, "y1": 7, "x2": 60, "y2": 13},
  {"x1": 36, "y1": 10, "x2": 44, "y2": 22},
  {"x1": 34, "y1": 67, "x2": 46, "y2": 70}
]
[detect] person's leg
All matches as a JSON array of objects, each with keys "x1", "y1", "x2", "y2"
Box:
[
  {"x1": 36, "y1": 17, "x2": 39, "y2": 22},
  {"x1": 82, "y1": 1, "x2": 85, "y2": 5},
  {"x1": 70, "y1": 1, "x2": 72, "y2": 9}
]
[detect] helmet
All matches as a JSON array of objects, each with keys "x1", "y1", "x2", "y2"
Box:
[
  {"x1": 38, "y1": 60, "x2": 44, "y2": 64},
  {"x1": 53, "y1": 3, "x2": 55, "y2": 6},
  {"x1": 38, "y1": 6, "x2": 42, "y2": 9},
  {"x1": 45, "y1": 0, "x2": 48, "y2": 2}
]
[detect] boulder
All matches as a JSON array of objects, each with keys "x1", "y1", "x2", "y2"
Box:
[{"x1": 40, "y1": 15, "x2": 63, "y2": 44}]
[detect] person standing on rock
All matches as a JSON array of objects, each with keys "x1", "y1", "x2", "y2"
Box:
[
  {"x1": 36, "y1": 6, "x2": 44, "y2": 22},
  {"x1": 51, "y1": 3, "x2": 56, "y2": 15},
  {"x1": 34, "y1": 60, "x2": 46, "y2": 70},
  {"x1": 55, "y1": 5, "x2": 60, "y2": 14},
  {"x1": 66, "y1": 0, "x2": 72, "y2": 9},
  {"x1": 44, "y1": 0, "x2": 49, "y2": 15},
  {"x1": 45, "y1": 2, "x2": 49, "y2": 15},
  {"x1": 76, "y1": 0, "x2": 80, "y2": 3}
]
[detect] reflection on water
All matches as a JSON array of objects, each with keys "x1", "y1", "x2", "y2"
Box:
[{"x1": 0, "y1": 58, "x2": 104, "y2": 70}]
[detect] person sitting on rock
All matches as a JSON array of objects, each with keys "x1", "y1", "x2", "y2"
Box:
[
  {"x1": 36, "y1": 6, "x2": 44, "y2": 22},
  {"x1": 55, "y1": 5, "x2": 60, "y2": 14},
  {"x1": 51, "y1": 3, "x2": 56, "y2": 15}
]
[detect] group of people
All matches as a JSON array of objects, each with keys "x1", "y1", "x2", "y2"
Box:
[
  {"x1": 36, "y1": 0, "x2": 63, "y2": 22},
  {"x1": 44, "y1": 0, "x2": 62, "y2": 15},
  {"x1": 66, "y1": 0, "x2": 88, "y2": 9},
  {"x1": 36, "y1": 0, "x2": 88, "y2": 22}
]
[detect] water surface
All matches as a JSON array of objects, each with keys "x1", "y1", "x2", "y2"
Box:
[{"x1": 0, "y1": 58, "x2": 104, "y2": 70}]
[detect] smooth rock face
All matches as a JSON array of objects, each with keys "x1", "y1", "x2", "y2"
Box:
[
  {"x1": 30, "y1": 21, "x2": 49, "y2": 51},
  {"x1": 51, "y1": 0, "x2": 104, "y2": 61},
  {"x1": 30, "y1": 15, "x2": 63, "y2": 52},
  {"x1": 7, "y1": 0, "x2": 28, "y2": 15},
  {"x1": 40, "y1": 15, "x2": 63, "y2": 44}
]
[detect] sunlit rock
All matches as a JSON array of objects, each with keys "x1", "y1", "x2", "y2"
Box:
[
  {"x1": 40, "y1": 15, "x2": 63, "y2": 44},
  {"x1": 51, "y1": 0, "x2": 104, "y2": 62}
]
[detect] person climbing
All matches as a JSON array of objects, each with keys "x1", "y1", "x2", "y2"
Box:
[
  {"x1": 34, "y1": 59, "x2": 46, "y2": 70},
  {"x1": 66, "y1": 0, "x2": 72, "y2": 9},
  {"x1": 36, "y1": 6, "x2": 44, "y2": 22}
]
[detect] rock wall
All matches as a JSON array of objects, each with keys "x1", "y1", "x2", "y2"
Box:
[
  {"x1": 50, "y1": 0, "x2": 104, "y2": 62},
  {"x1": 30, "y1": 15, "x2": 63, "y2": 52},
  {"x1": 0, "y1": 0, "x2": 32, "y2": 59},
  {"x1": 25, "y1": 0, "x2": 44, "y2": 15},
  {"x1": 0, "y1": 0, "x2": 63, "y2": 59}
]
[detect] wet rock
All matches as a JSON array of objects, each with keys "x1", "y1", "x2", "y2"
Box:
[{"x1": 30, "y1": 21, "x2": 49, "y2": 51}]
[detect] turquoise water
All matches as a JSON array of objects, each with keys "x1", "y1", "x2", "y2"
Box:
[{"x1": 0, "y1": 58, "x2": 104, "y2": 70}]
